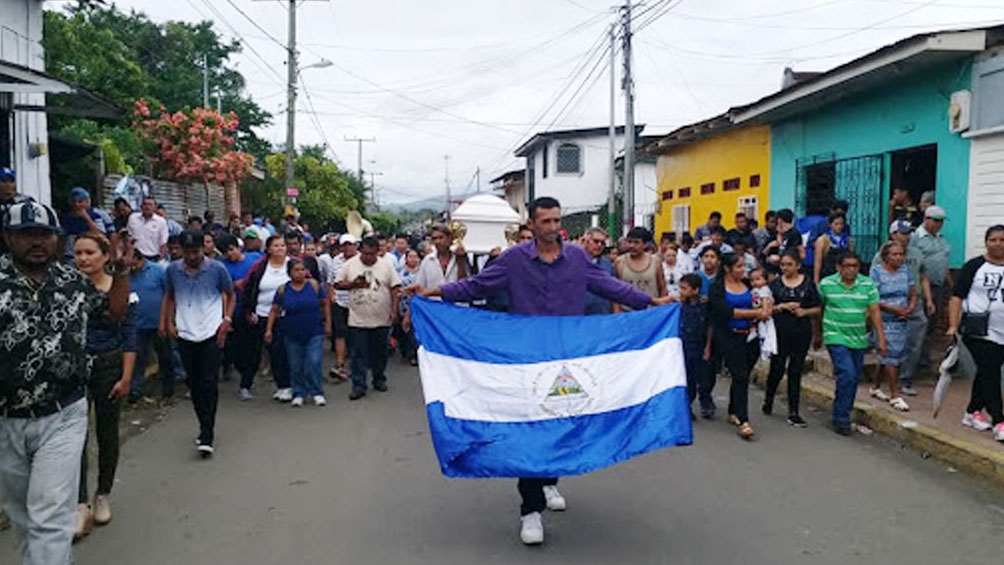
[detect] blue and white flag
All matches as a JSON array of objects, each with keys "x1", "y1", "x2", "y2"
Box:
[{"x1": 410, "y1": 298, "x2": 693, "y2": 479}]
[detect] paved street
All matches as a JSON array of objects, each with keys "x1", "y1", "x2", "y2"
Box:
[{"x1": 70, "y1": 359, "x2": 1004, "y2": 565}]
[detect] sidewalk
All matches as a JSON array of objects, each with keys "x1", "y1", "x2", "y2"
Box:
[{"x1": 754, "y1": 350, "x2": 1004, "y2": 485}]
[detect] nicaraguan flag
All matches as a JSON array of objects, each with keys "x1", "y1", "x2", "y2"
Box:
[{"x1": 410, "y1": 298, "x2": 693, "y2": 478}]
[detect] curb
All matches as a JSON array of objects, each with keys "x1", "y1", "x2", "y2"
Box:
[{"x1": 753, "y1": 367, "x2": 1004, "y2": 486}]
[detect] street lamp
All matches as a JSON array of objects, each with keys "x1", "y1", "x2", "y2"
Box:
[{"x1": 284, "y1": 57, "x2": 332, "y2": 216}]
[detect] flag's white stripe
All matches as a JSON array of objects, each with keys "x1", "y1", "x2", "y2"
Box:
[{"x1": 418, "y1": 337, "x2": 686, "y2": 423}]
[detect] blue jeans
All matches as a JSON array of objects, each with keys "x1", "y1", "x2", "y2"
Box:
[
  {"x1": 349, "y1": 326, "x2": 390, "y2": 393},
  {"x1": 131, "y1": 328, "x2": 177, "y2": 399},
  {"x1": 0, "y1": 398, "x2": 88, "y2": 565},
  {"x1": 828, "y1": 345, "x2": 866, "y2": 426},
  {"x1": 285, "y1": 335, "x2": 325, "y2": 398}
]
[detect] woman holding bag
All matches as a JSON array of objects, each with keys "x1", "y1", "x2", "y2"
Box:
[
  {"x1": 265, "y1": 258, "x2": 331, "y2": 407},
  {"x1": 948, "y1": 224, "x2": 1004, "y2": 441}
]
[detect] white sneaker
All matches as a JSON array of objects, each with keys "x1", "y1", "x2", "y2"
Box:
[
  {"x1": 291, "y1": 397, "x2": 304, "y2": 407},
  {"x1": 92, "y1": 494, "x2": 112, "y2": 526},
  {"x1": 889, "y1": 397, "x2": 910, "y2": 412},
  {"x1": 238, "y1": 388, "x2": 253, "y2": 401},
  {"x1": 197, "y1": 444, "x2": 214, "y2": 458},
  {"x1": 869, "y1": 388, "x2": 890, "y2": 402},
  {"x1": 963, "y1": 411, "x2": 993, "y2": 431},
  {"x1": 274, "y1": 388, "x2": 293, "y2": 402},
  {"x1": 994, "y1": 422, "x2": 1004, "y2": 442},
  {"x1": 543, "y1": 485, "x2": 566, "y2": 511},
  {"x1": 519, "y1": 511, "x2": 544, "y2": 545},
  {"x1": 313, "y1": 395, "x2": 327, "y2": 406}
]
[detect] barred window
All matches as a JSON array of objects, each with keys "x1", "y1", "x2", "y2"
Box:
[{"x1": 556, "y1": 143, "x2": 582, "y2": 174}]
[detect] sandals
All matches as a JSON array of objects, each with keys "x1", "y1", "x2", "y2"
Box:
[
  {"x1": 889, "y1": 397, "x2": 910, "y2": 412},
  {"x1": 738, "y1": 422, "x2": 755, "y2": 439},
  {"x1": 869, "y1": 388, "x2": 890, "y2": 402}
]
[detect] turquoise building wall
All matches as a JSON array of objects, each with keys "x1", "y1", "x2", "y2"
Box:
[{"x1": 770, "y1": 59, "x2": 972, "y2": 266}]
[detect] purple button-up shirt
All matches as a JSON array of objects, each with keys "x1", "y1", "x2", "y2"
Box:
[{"x1": 441, "y1": 241, "x2": 652, "y2": 315}]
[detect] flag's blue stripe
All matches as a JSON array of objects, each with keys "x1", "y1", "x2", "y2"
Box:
[
  {"x1": 425, "y1": 386, "x2": 693, "y2": 478},
  {"x1": 411, "y1": 298, "x2": 681, "y2": 364}
]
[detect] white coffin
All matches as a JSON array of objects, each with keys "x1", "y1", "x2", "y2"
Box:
[{"x1": 451, "y1": 194, "x2": 521, "y2": 254}]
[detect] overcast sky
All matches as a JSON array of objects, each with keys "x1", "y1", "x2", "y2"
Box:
[{"x1": 100, "y1": 0, "x2": 1003, "y2": 206}]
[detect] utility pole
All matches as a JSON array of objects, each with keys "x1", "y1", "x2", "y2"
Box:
[
  {"x1": 608, "y1": 23, "x2": 617, "y2": 239},
  {"x1": 203, "y1": 53, "x2": 210, "y2": 109},
  {"x1": 621, "y1": 0, "x2": 636, "y2": 234},
  {"x1": 368, "y1": 171, "x2": 383, "y2": 206},
  {"x1": 345, "y1": 136, "x2": 376, "y2": 181},
  {"x1": 284, "y1": 0, "x2": 298, "y2": 208},
  {"x1": 444, "y1": 155, "x2": 452, "y2": 219},
  {"x1": 475, "y1": 167, "x2": 481, "y2": 193}
]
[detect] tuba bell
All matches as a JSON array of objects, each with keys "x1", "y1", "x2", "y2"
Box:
[{"x1": 346, "y1": 210, "x2": 374, "y2": 238}]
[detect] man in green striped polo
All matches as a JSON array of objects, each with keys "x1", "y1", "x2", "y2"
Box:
[{"x1": 818, "y1": 250, "x2": 886, "y2": 436}]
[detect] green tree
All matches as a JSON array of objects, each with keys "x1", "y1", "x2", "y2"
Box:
[
  {"x1": 43, "y1": 5, "x2": 273, "y2": 165},
  {"x1": 260, "y1": 150, "x2": 359, "y2": 229}
]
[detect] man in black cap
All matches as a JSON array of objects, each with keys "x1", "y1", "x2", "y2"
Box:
[
  {"x1": 160, "y1": 230, "x2": 235, "y2": 458},
  {"x1": 0, "y1": 168, "x2": 30, "y2": 255},
  {"x1": 0, "y1": 201, "x2": 129, "y2": 564}
]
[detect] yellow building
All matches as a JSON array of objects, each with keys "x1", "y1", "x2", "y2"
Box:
[{"x1": 651, "y1": 118, "x2": 771, "y2": 240}]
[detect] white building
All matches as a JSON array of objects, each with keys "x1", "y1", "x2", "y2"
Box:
[
  {"x1": 514, "y1": 125, "x2": 656, "y2": 230},
  {"x1": 1, "y1": 0, "x2": 55, "y2": 203},
  {"x1": 966, "y1": 46, "x2": 1004, "y2": 258}
]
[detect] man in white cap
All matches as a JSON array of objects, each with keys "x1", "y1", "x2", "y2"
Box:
[
  {"x1": 0, "y1": 201, "x2": 129, "y2": 564},
  {"x1": 325, "y1": 234, "x2": 359, "y2": 380},
  {"x1": 910, "y1": 204, "x2": 951, "y2": 375}
]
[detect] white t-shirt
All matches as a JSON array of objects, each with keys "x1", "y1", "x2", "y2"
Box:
[
  {"x1": 256, "y1": 260, "x2": 290, "y2": 317},
  {"x1": 662, "y1": 260, "x2": 692, "y2": 299},
  {"x1": 336, "y1": 255, "x2": 402, "y2": 328},
  {"x1": 955, "y1": 257, "x2": 1004, "y2": 345},
  {"x1": 416, "y1": 252, "x2": 460, "y2": 289}
]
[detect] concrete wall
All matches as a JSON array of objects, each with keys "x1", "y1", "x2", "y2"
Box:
[
  {"x1": 770, "y1": 60, "x2": 972, "y2": 266},
  {"x1": 653, "y1": 125, "x2": 771, "y2": 238},
  {"x1": 525, "y1": 133, "x2": 624, "y2": 215},
  {"x1": 0, "y1": 0, "x2": 52, "y2": 204}
]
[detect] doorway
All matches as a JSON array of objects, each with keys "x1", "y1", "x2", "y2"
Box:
[{"x1": 890, "y1": 144, "x2": 937, "y2": 206}]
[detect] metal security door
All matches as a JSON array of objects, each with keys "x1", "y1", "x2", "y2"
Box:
[{"x1": 796, "y1": 153, "x2": 884, "y2": 263}]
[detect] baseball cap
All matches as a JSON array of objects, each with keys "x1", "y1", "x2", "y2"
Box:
[
  {"x1": 924, "y1": 205, "x2": 947, "y2": 220},
  {"x1": 339, "y1": 233, "x2": 358, "y2": 245},
  {"x1": 243, "y1": 227, "x2": 260, "y2": 239},
  {"x1": 2, "y1": 201, "x2": 61, "y2": 233},
  {"x1": 178, "y1": 230, "x2": 204, "y2": 249},
  {"x1": 0, "y1": 167, "x2": 14, "y2": 181},
  {"x1": 889, "y1": 220, "x2": 913, "y2": 235},
  {"x1": 69, "y1": 187, "x2": 90, "y2": 202}
]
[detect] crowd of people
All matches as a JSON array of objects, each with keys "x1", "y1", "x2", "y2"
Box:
[{"x1": 1, "y1": 164, "x2": 1001, "y2": 555}]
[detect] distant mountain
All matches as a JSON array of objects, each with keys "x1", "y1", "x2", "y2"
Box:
[{"x1": 383, "y1": 191, "x2": 483, "y2": 213}]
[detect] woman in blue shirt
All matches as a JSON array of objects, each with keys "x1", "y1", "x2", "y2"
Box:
[
  {"x1": 709, "y1": 253, "x2": 769, "y2": 439},
  {"x1": 72, "y1": 232, "x2": 138, "y2": 537},
  {"x1": 265, "y1": 258, "x2": 331, "y2": 407}
]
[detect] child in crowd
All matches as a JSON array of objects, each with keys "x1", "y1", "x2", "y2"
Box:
[
  {"x1": 679, "y1": 274, "x2": 711, "y2": 419},
  {"x1": 749, "y1": 267, "x2": 777, "y2": 360}
]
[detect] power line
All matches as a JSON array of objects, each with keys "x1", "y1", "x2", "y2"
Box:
[
  {"x1": 223, "y1": 0, "x2": 285, "y2": 47},
  {"x1": 195, "y1": 0, "x2": 285, "y2": 85},
  {"x1": 297, "y1": 72, "x2": 341, "y2": 164}
]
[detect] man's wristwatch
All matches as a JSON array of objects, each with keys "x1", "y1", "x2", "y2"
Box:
[{"x1": 223, "y1": 316, "x2": 233, "y2": 324}]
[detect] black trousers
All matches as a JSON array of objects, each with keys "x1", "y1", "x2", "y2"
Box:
[
  {"x1": 238, "y1": 319, "x2": 290, "y2": 390},
  {"x1": 964, "y1": 337, "x2": 1004, "y2": 424},
  {"x1": 720, "y1": 331, "x2": 759, "y2": 424},
  {"x1": 178, "y1": 337, "x2": 221, "y2": 446},
  {"x1": 518, "y1": 477, "x2": 558, "y2": 515},
  {"x1": 765, "y1": 321, "x2": 812, "y2": 415},
  {"x1": 79, "y1": 351, "x2": 122, "y2": 502}
]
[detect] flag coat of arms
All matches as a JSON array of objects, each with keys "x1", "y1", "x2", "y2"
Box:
[{"x1": 410, "y1": 298, "x2": 693, "y2": 478}]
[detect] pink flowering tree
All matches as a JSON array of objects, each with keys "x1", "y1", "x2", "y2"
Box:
[{"x1": 132, "y1": 99, "x2": 254, "y2": 186}]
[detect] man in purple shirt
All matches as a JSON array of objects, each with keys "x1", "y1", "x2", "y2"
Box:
[{"x1": 417, "y1": 197, "x2": 669, "y2": 545}]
